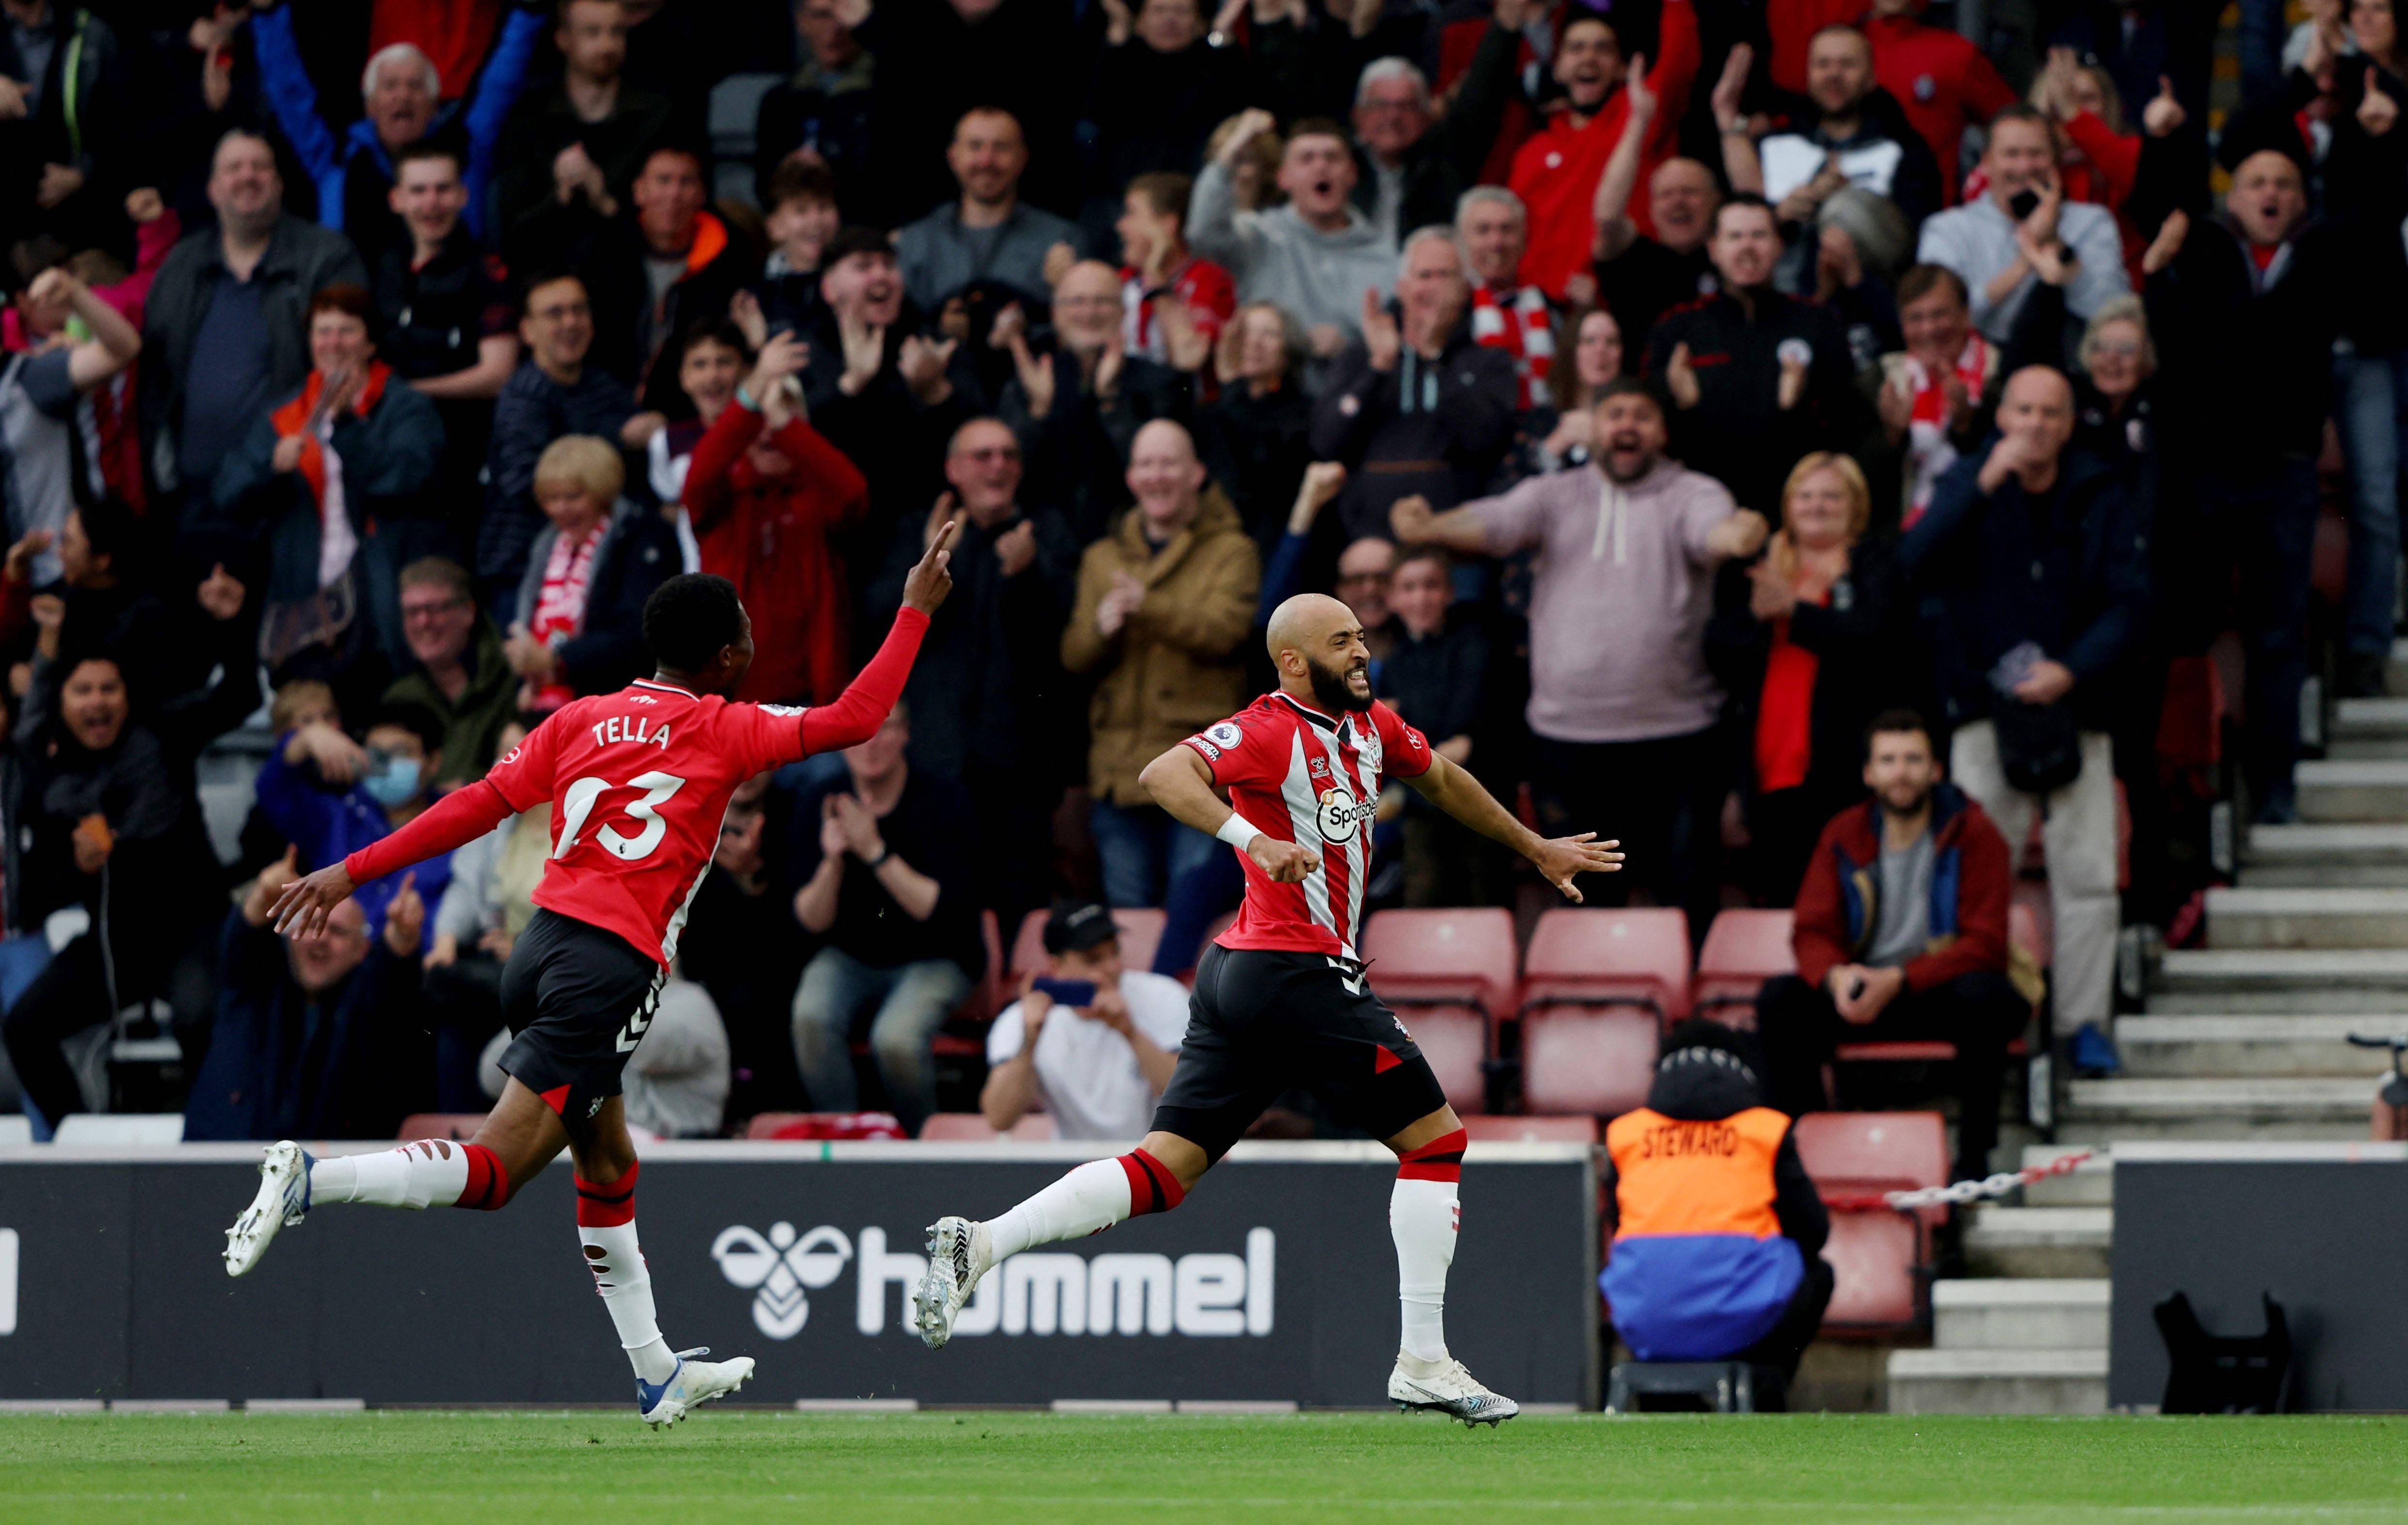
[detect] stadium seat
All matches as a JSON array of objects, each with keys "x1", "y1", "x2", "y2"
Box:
[
  {"x1": 743, "y1": 1112, "x2": 909, "y2": 1141},
  {"x1": 1518, "y1": 1010, "x2": 1658, "y2": 1116},
  {"x1": 1522, "y1": 907, "x2": 1692, "y2": 1022},
  {"x1": 397, "y1": 1113, "x2": 489, "y2": 1141},
  {"x1": 1009, "y1": 907, "x2": 1166, "y2": 979},
  {"x1": 1461, "y1": 1114, "x2": 1598, "y2": 1144},
  {"x1": 1398, "y1": 1003, "x2": 1489, "y2": 1113},
  {"x1": 1361, "y1": 907, "x2": 1520, "y2": 1017},
  {"x1": 1792, "y1": 1112, "x2": 1949, "y2": 1229},
  {"x1": 1693, "y1": 909, "x2": 1795, "y2": 1026},
  {"x1": 918, "y1": 1112, "x2": 1058, "y2": 1141},
  {"x1": 49, "y1": 1113, "x2": 182, "y2": 1145},
  {"x1": 1818, "y1": 1210, "x2": 1922, "y2": 1329}
]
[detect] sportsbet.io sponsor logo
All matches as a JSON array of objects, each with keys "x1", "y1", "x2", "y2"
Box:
[
  {"x1": 712, "y1": 1223, "x2": 1276, "y2": 1340},
  {"x1": 1315, "y1": 787, "x2": 1377, "y2": 842}
]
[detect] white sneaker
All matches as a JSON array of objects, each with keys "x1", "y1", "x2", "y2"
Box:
[
  {"x1": 224, "y1": 1141, "x2": 312, "y2": 1278},
  {"x1": 636, "y1": 1348, "x2": 755, "y2": 1428},
  {"x1": 1388, "y1": 1351, "x2": 1520, "y2": 1427},
  {"x1": 911, "y1": 1216, "x2": 993, "y2": 1350}
]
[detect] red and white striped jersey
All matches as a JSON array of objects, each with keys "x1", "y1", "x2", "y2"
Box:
[{"x1": 1182, "y1": 692, "x2": 1432, "y2": 961}]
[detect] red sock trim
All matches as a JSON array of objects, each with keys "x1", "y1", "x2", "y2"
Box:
[
  {"x1": 1119, "y1": 1148, "x2": 1186, "y2": 1216},
  {"x1": 574, "y1": 1160, "x2": 639, "y2": 1227},
  {"x1": 455, "y1": 1143, "x2": 510, "y2": 1211},
  {"x1": 1397, "y1": 1128, "x2": 1467, "y2": 1184}
]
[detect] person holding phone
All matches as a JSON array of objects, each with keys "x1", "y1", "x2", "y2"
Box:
[
  {"x1": 1913, "y1": 105, "x2": 2128, "y2": 345},
  {"x1": 979, "y1": 900, "x2": 1187, "y2": 1141}
]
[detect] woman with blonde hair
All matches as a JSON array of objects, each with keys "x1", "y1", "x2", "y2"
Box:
[
  {"x1": 1709, "y1": 450, "x2": 1911, "y2": 903},
  {"x1": 504, "y1": 435, "x2": 679, "y2": 710}
]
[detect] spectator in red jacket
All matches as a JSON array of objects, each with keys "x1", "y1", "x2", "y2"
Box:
[
  {"x1": 1754, "y1": 709, "x2": 2029, "y2": 1184},
  {"x1": 1508, "y1": 0, "x2": 1701, "y2": 298},
  {"x1": 678, "y1": 329, "x2": 870, "y2": 706}
]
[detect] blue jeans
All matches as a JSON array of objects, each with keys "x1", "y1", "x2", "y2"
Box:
[
  {"x1": 2337, "y1": 348, "x2": 2408, "y2": 660},
  {"x1": 788, "y1": 946, "x2": 970, "y2": 1133},
  {"x1": 1090, "y1": 799, "x2": 1240, "y2": 975},
  {"x1": 0, "y1": 932, "x2": 55, "y2": 1124}
]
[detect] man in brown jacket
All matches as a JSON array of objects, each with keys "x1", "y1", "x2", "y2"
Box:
[{"x1": 1065, "y1": 419, "x2": 1261, "y2": 965}]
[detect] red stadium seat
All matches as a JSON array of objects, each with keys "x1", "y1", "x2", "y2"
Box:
[
  {"x1": 1792, "y1": 1111, "x2": 1948, "y2": 1228},
  {"x1": 1693, "y1": 909, "x2": 1796, "y2": 1027},
  {"x1": 1518, "y1": 1008, "x2": 1658, "y2": 1116},
  {"x1": 917, "y1": 1112, "x2": 1058, "y2": 1141},
  {"x1": 1399, "y1": 1002, "x2": 1489, "y2": 1113},
  {"x1": 975, "y1": 909, "x2": 1007, "y2": 1019},
  {"x1": 1362, "y1": 907, "x2": 1520, "y2": 1017},
  {"x1": 1010, "y1": 907, "x2": 1166, "y2": 979},
  {"x1": 1461, "y1": 1114, "x2": 1599, "y2": 1144},
  {"x1": 1522, "y1": 907, "x2": 1692, "y2": 1022},
  {"x1": 397, "y1": 1113, "x2": 487, "y2": 1141},
  {"x1": 744, "y1": 1112, "x2": 909, "y2": 1141},
  {"x1": 1819, "y1": 1210, "x2": 1922, "y2": 1329}
]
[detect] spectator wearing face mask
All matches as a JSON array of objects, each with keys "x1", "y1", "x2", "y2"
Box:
[{"x1": 255, "y1": 699, "x2": 455, "y2": 938}]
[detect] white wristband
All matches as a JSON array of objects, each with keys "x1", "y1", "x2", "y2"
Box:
[{"x1": 1215, "y1": 814, "x2": 1262, "y2": 853}]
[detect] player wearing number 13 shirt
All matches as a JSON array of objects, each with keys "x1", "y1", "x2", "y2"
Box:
[
  {"x1": 218, "y1": 530, "x2": 960, "y2": 1428},
  {"x1": 914, "y1": 592, "x2": 1624, "y2": 1426}
]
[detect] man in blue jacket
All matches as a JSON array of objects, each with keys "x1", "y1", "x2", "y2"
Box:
[
  {"x1": 250, "y1": 0, "x2": 544, "y2": 261},
  {"x1": 1903, "y1": 364, "x2": 2147, "y2": 1063}
]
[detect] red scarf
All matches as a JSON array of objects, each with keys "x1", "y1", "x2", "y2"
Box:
[{"x1": 270, "y1": 362, "x2": 392, "y2": 517}]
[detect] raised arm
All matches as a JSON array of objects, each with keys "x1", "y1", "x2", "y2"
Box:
[
  {"x1": 1399, "y1": 751, "x2": 1621, "y2": 899},
  {"x1": 796, "y1": 524, "x2": 954, "y2": 754}
]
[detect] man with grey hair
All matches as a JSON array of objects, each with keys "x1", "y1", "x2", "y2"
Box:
[
  {"x1": 1458, "y1": 186, "x2": 1554, "y2": 411},
  {"x1": 1311, "y1": 227, "x2": 1519, "y2": 541},
  {"x1": 249, "y1": 0, "x2": 546, "y2": 258},
  {"x1": 1349, "y1": 27, "x2": 1521, "y2": 243}
]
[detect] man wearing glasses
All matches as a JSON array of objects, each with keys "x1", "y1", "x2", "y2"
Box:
[{"x1": 384, "y1": 556, "x2": 521, "y2": 787}]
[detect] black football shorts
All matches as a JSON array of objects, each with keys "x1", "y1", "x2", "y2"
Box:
[
  {"x1": 1152, "y1": 943, "x2": 1449, "y2": 1163},
  {"x1": 496, "y1": 908, "x2": 666, "y2": 1126}
]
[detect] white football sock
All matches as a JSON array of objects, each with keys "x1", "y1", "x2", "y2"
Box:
[
  {"x1": 988, "y1": 1158, "x2": 1135, "y2": 1258},
  {"x1": 310, "y1": 1141, "x2": 466, "y2": 1209},
  {"x1": 581, "y1": 1221, "x2": 677, "y2": 1383},
  {"x1": 1391, "y1": 1176, "x2": 1459, "y2": 1363}
]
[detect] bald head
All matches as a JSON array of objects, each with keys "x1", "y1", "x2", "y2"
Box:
[
  {"x1": 1127, "y1": 417, "x2": 1206, "y2": 532},
  {"x1": 1994, "y1": 365, "x2": 2075, "y2": 485},
  {"x1": 1267, "y1": 592, "x2": 1375, "y2": 714}
]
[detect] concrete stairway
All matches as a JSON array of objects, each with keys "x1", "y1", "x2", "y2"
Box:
[{"x1": 1889, "y1": 688, "x2": 2407, "y2": 1412}]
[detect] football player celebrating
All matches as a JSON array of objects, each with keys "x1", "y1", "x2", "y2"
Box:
[
  {"x1": 914, "y1": 591, "x2": 1621, "y2": 1424},
  {"x1": 223, "y1": 531, "x2": 957, "y2": 1427}
]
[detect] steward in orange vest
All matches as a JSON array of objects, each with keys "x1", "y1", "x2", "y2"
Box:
[{"x1": 1602, "y1": 1022, "x2": 1831, "y2": 1376}]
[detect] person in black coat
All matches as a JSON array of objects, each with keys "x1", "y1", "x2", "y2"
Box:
[
  {"x1": 1379, "y1": 545, "x2": 1515, "y2": 906},
  {"x1": 1086, "y1": 0, "x2": 1255, "y2": 214},
  {"x1": 504, "y1": 438, "x2": 679, "y2": 705},
  {"x1": 1708, "y1": 451, "x2": 1910, "y2": 905},
  {"x1": 507, "y1": 144, "x2": 759, "y2": 417},
  {"x1": 1190, "y1": 302, "x2": 1315, "y2": 559}
]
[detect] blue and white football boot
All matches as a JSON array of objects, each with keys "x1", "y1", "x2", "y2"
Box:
[{"x1": 636, "y1": 1348, "x2": 755, "y2": 1428}]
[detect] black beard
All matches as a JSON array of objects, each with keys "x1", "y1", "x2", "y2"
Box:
[{"x1": 1305, "y1": 654, "x2": 1372, "y2": 714}]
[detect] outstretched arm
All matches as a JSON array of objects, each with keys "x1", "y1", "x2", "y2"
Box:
[
  {"x1": 270, "y1": 781, "x2": 518, "y2": 937},
  {"x1": 1400, "y1": 751, "x2": 1621, "y2": 900}
]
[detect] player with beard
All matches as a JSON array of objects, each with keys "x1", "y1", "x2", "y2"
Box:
[{"x1": 911, "y1": 591, "x2": 1621, "y2": 1423}]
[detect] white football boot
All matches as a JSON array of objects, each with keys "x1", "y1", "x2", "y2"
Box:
[
  {"x1": 224, "y1": 1141, "x2": 312, "y2": 1277},
  {"x1": 1388, "y1": 1352, "x2": 1520, "y2": 1427},
  {"x1": 636, "y1": 1348, "x2": 755, "y2": 1428},
  {"x1": 912, "y1": 1216, "x2": 994, "y2": 1350}
]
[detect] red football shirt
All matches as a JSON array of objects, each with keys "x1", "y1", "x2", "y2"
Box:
[
  {"x1": 481, "y1": 678, "x2": 813, "y2": 965},
  {"x1": 1182, "y1": 692, "x2": 1431, "y2": 961}
]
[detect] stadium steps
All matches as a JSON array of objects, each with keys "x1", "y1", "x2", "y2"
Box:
[
  {"x1": 2294, "y1": 759, "x2": 2408, "y2": 823},
  {"x1": 1960, "y1": 1206, "x2": 2111, "y2": 1279},
  {"x1": 1930, "y1": 1278, "x2": 2110, "y2": 1350},
  {"x1": 1885, "y1": 1348, "x2": 2109, "y2": 1415},
  {"x1": 2205, "y1": 886, "x2": 2408, "y2": 949},
  {"x1": 2324, "y1": 698, "x2": 2408, "y2": 762},
  {"x1": 2239, "y1": 824, "x2": 2408, "y2": 887},
  {"x1": 2017, "y1": 1144, "x2": 2113, "y2": 1206},
  {"x1": 2115, "y1": 1015, "x2": 2398, "y2": 1078}
]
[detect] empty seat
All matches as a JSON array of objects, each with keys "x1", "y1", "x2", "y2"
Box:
[
  {"x1": 1519, "y1": 1008, "x2": 1658, "y2": 1116},
  {"x1": 1461, "y1": 1114, "x2": 1598, "y2": 1144},
  {"x1": 1693, "y1": 909, "x2": 1795, "y2": 1025},
  {"x1": 1399, "y1": 1002, "x2": 1489, "y2": 1113},
  {"x1": 1792, "y1": 1111, "x2": 1948, "y2": 1227},
  {"x1": 917, "y1": 1112, "x2": 1056, "y2": 1141},
  {"x1": 1818, "y1": 1210, "x2": 1921, "y2": 1328},
  {"x1": 744, "y1": 1112, "x2": 909, "y2": 1141},
  {"x1": 1361, "y1": 907, "x2": 1519, "y2": 1016},
  {"x1": 49, "y1": 1113, "x2": 183, "y2": 1145},
  {"x1": 1523, "y1": 907, "x2": 1692, "y2": 1023},
  {"x1": 398, "y1": 1113, "x2": 489, "y2": 1141},
  {"x1": 1009, "y1": 907, "x2": 1166, "y2": 979}
]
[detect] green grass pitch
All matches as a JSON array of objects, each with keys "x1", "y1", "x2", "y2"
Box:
[{"x1": 7, "y1": 1411, "x2": 2408, "y2": 1523}]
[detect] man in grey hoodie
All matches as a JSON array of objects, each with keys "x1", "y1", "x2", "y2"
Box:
[
  {"x1": 1188, "y1": 109, "x2": 1397, "y2": 366},
  {"x1": 1394, "y1": 377, "x2": 1766, "y2": 938}
]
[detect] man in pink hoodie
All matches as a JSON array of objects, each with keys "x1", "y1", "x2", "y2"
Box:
[{"x1": 1393, "y1": 376, "x2": 1766, "y2": 936}]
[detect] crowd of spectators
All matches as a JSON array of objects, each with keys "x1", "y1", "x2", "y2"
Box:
[{"x1": 0, "y1": 0, "x2": 2392, "y2": 1175}]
